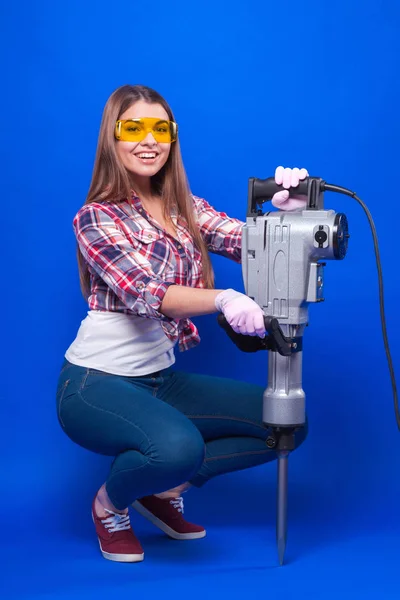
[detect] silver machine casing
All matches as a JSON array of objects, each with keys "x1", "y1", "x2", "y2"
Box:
[{"x1": 242, "y1": 209, "x2": 342, "y2": 428}]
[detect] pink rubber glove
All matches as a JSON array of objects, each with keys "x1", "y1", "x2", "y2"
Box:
[
  {"x1": 215, "y1": 289, "x2": 265, "y2": 337},
  {"x1": 271, "y1": 166, "x2": 309, "y2": 211}
]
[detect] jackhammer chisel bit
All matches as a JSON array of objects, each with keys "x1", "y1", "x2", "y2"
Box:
[{"x1": 277, "y1": 451, "x2": 289, "y2": 565}]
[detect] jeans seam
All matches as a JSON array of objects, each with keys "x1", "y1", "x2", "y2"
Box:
[
  {"x1": 108, "y1": 460, "x2": 152, "y2": 477},
  {"x1": 204, "y1": 448, "x2": 272, "y2": 463},
  {"x1": 75, "y1": 387, "x2": 153, "y2": 451},
  {"x1": 187, "y1": 414, "x2": 266, "y2": 429},
  {"x1": 57, "y1": 379, "x2": 71, "y2": 428},
  {"x1": 106, "y1": 460, "x2": 152, "y2": 509},
  {"x1": 79, "y1": 370, "x2": 90, "y2": 391}
]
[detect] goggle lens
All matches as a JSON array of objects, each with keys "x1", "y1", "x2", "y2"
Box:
[{"x1": 115, "y1": 118, "x2": 177, "y2": 143}]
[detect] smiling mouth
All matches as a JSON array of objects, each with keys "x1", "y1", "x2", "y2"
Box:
[{"x1": 134, "y1": 152, "x2": 159, "y2": 160}]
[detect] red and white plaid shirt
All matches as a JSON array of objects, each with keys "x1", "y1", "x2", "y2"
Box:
[{"x1": 74, "y1": 193, "x2": 244, "y2": 352}]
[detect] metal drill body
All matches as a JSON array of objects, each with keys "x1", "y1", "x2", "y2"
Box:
[{"x1": 242, "y1": 209, "x2": 344, "y2": 428}]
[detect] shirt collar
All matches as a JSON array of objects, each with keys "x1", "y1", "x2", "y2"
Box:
[{"x1": 129, "y1": 191, "x2": 179, "y2": 223}]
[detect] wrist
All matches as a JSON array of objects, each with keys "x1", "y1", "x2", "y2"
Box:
[{"x1": 214, "y1": 288, "x2": 242, "y2": 311}]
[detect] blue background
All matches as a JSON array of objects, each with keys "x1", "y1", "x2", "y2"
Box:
[{"x1": 2, "y1": 0, "x2": 399, "y2": 598}]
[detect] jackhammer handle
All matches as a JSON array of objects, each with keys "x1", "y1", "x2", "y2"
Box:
[
  {"x1": 264, "y1": 316, "x2": 293, "y2": 356},
  {"x1": 217, "y1": 314, "x2": 292, "y2": 356},
  {"x1": 251, "y1": 177, "x2": 310, "y2": 202}
]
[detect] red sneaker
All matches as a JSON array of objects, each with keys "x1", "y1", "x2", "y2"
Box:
[
  {"x1": 132, "y1": 495, "x2": 206, "y2": 540},
  {"x1": 91, "y1": 497, "x2": 144, "y2": 562}
]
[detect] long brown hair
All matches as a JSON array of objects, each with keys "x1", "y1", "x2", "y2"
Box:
[{"x1": 77, "y1": 84, "x2": 214, "y2": 298}]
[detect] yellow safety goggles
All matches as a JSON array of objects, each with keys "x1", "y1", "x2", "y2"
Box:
[{"x1": 115, "y1": 117, "x2": 178, "y2": 143}]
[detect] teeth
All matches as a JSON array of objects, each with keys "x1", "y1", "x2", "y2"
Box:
[{"x1": 137, "y1": 153, "x2": 157, "y2": 159}]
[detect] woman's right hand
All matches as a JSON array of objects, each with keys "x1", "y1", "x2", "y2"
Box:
[{"x1": 214, "y1": 289, "x2": 265, "y2": 338}]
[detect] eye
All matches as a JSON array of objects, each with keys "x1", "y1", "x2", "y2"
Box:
[
  {"x1": 154, "y1": 120, "x2": 169, "y2": 133},
  {"x1": 122, "y1": 120, "x2": 143, "y2": 133}
]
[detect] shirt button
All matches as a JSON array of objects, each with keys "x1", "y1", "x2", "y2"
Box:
[
  {"x1": 137, "y1": 282, "x2": 144, "y2": 290},
  {"x1": 148, "y1": 234, "x2": 153, "y2": 240}
]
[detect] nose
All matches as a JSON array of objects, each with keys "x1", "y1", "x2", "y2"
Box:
[{"x1": 141, "y1": 131, "x2": 157, "y2": 146}]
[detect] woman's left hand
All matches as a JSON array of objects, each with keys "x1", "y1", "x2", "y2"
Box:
[{"x1": 271, "y1": 166, "x2": 309, "y2": 211}]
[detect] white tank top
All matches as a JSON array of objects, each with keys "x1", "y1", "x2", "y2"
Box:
[{"x1": 65, "y1": 310, "x2": 176, "y2": 376}]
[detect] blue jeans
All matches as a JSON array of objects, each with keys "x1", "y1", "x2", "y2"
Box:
[{"x1": 56, "y1": 359, "x2": 308, "y2": 510}]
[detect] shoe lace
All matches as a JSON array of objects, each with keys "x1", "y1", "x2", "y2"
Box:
[
  {"x1": 101, "y1": 509, "x2": 131, "y2": 533},
  {"x1": 170, "y1": 496, "x2": 184, "y2": 514}
]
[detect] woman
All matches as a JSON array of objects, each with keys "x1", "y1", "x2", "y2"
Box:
[{"x1": 56, "y1": 84, "x2": 309, "y2": 563}]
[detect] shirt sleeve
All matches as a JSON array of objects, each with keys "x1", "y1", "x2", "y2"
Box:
[
  {"x1": 74, "y1": 204, "x2": 175, "y2": 320},
  {"x1": 192, "y1": 195, "x2": 244, "y2": 263}
]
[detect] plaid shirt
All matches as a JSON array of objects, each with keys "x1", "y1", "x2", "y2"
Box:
[{"x1": 74, "y1": 193, "x2": 244, "y2": 352}]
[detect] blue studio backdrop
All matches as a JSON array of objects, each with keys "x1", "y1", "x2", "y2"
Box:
[{"x1": 2, "y1": 0, "x2": 400, "y2": 598}]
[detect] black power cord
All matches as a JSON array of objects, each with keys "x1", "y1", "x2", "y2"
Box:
[{"x1": 324, "y1": 183, "x2": 399, "y2": 431}]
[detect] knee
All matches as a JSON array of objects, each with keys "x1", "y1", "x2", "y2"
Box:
[{"x1": 151, "y1": 423, "x2": 205, "y2": 482}]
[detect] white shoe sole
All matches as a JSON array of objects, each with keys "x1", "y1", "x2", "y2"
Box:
[
  {"x1": 92, "y1": 512, "x2": 144, "y2": 563},
  {"x1": 132, "y1": 501, "x2": 206, "y2": 540},
  {"x1": 99, "y1": 545, "x2": 144, "y2": 563}
]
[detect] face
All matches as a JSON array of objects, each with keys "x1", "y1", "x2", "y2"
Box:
[{"x1": 115, "y1": 100, "x2": 172, "y2": 183}]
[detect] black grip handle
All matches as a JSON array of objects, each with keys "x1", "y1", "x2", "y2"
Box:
[
  {"x1": 252, "y1": 177, "x2": 310, "y2": 202},
  {"x1": 217, "y1": 313, "x2": 269, "y2": 353},
  {"x1": 217, "y1": 313, "x2": 292, "y2": 356},
  {"x1": 265, "y1": 316, "x2": 293, "y2": 356},
  {"x1": 247, "y1": 175, "x2": 326, "y2": 216}
]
